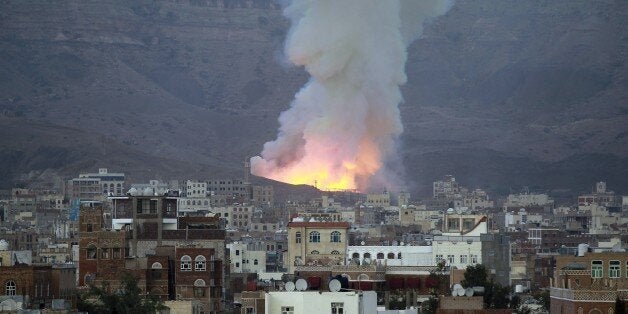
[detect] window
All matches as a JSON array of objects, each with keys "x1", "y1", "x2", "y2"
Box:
[
  {"x1": 194, "y1": 287, "x2": 205, "y2": 297},
  {"x1": 236, "y1": 262, "x2": 240, "y2": 268},
  {"x1": 311, "y1": 250, "x2": 320, "y2": 255},
  {"x1": 331, "y1": 250, "x2": 340, "y2": 255},
  {"x1": 447, "y1": 255, "x2": 455, "y2": 264},
  {"x1": 295, "y1": 232, "x2": 302, "y2": 244},
  {"x1": 435, "y1": 254, "x2": 443, "y2": 264},
  {"x1": 309, "y1": 231, "x2": 320, "y2": 243},
  {"x1": 388, "y1": 253, "x2": 396, "y2": 259},
  {"x1": 471, "y1": 254, "x2": 478, "y2": 264},
  {"x1": 195, "y1": 255, "x2": 206, "y2": 271},
  {"x1": 330, "y1": 231, "x2": 341, "y2": 243},
  {"x1": 5, "y1": 281, "x2": 16, "y2": 296},
  {"x1": 87, "y1": 245, "x2": 97, "y2": 260},
  {"x1": 236, "y1": 250, "x2": 240, "y2": 256},
  {"x1": 254, "y1": 259, "x2": 258, "y2": 265},
  {"x1": 398, "y1": 253, "x2": 402, "y2": 259},
  {"x1": 331, "y1": 302, "x2": 344, "y2": 314},
  {"x1": 101, "y1": 248, "x2": 110, "y2": 259},
  {"x1": 377, "y1": 253, "x2": 384, "y2": 259},
  {"x1": 181, "y1": 255, "x2": 192, "y2": 271},
  {"x1": 281, "y1": 306, "x2": 294, "y2": 314},
  {"x1": 592, "y1": 260, "x2": 603, "y2": 278},
  {"x1": 609, "y1": 260, "x2": 620, "y2": 278},
  {"x1": 113, "y1": 248, "x2": 121, "y2": 259},
  {"x1": 460, "y1": 255, "x2": 468, "y2": 264}
]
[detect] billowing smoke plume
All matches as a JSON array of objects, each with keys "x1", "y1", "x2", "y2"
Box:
[{"x1": 251, "y1": 0, "x2": 453, "y2": 191}]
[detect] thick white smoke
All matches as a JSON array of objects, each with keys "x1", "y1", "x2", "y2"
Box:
[{"x1": 251, "y1": 0, "x2": 453, "y2": 191}]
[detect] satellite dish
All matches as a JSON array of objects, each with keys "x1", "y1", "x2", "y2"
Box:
[
  {"x1": 329, "y1": 279, "x2": 341, "y2": 292},
  {"x1": 285, "y1": 281, "x2": 295, "y2": 292},
  {"x1": 453, "y1": 284, "x2": 464, "y2": 296},
  {"x1": 361, "y1": 241, "x2": 365, "y2": 246},
  {"x1": 465, "y1": 288, "x2": 474, "y2": 297},
  {"x1": 295, "y1": 279, "x2": 308, "y2": 291}
]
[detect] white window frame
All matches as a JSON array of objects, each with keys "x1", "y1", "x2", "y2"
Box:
[
  {"x1": 591, "y1": 260, "x2": 603, "y2": 278},
  {"x1": 181, "y1": 255, "x2": 192, "y2": 271}
]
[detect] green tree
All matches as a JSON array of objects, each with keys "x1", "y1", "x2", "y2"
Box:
[
  {"x1": 460, "y1": 264, "x2": 488, "y2": 288},
  {"x1": 460, "y1": 264, "x2": 512, "y2": 309},
  {"x1": 77, "y1": 273, "x2": 166, "y2": 314}
]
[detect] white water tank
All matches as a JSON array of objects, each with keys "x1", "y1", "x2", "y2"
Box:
[
  {"x1": 515, "y1": 284, "x2": 524, "y2": 293},
  {"x1": 0, "y1": 239, "x2": 8, "y2": 251},
  {"x1": 577, "y1": 243, "x2": 589, "y2": 257}
]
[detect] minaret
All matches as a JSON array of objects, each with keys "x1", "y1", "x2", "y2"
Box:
[{"x1": 243, "y1": 157, "x2": 251, "y2": 184}]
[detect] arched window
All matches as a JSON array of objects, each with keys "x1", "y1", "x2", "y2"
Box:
[
  {"x1": 387, "y1": 252, "x2": 395, "y2": 259},
  {"x1": 309, "y1": 231, "x2": 320, "y2": 243},
  {"x1": 295, "y1": 232, "x2": 302, "y2": 243},
  {"x1": 195, "y1": 255, "x2": 206, "y2": 271},
  {"x1": 5, "y1": 281, "x2": 16, "y2": 296},
  {"x1": 194, "y1": 279, "x2": 206, "y2": 287},
  {"x1": 352, "y1": 252, "x2": 360, "y2": 259},
  {"x1": 331, "y1": 250, "x2": 340, "y2": 255},
  {"x1": 377, "y1": 253, "x2": 384, "y2": 259},
  {"x1": 364, "y1": 253, "x2": 371, "y2": 259},
  {"x1": 330, "y1": 231, "x2": 341, "y2": 243},
  {"x1": 180, "y1": 255, "x2": 192, "y2": 271}
]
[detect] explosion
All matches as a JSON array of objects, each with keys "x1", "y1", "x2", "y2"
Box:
[{"x1": 251, "y1": 0, "x2": 453, "y2": 191}]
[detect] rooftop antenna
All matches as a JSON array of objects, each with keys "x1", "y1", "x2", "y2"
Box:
[{"x1": 314, "y1": 180, "x2": 318, "y2": 190}]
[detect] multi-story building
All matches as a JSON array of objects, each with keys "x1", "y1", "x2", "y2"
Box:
[
  {"x1": 287, "y1": 220, "x2": 350, "y2": 273},
  {"x1": 227, "y1": 241, "x2": 266, "y2": 274},
  {"x1": 174, "y1": 246, "x2": 222, "y2": 313},
  {"x1": 550, "y1": 249, "x2": 628, "y2": 314},
  {"x1": 66, "y1": 177, "x2": 102, "y2": 201},
  {"x1": 78, "y1": 168, "x2": 125, "y2": 196},
  {"x1": 251, "y1": 185, "x2": 274, "y2": 206},
  {"x1": 0, "y1": 263, "x2": 76, "y2": 310},
  {"x1": 578, "y1": 181, "x2": 622, "y2": 209},
  {"x1": 480, "y1": 232, "x2": 511, "y2": 287},
  {"x1": 365, "y1": 191, "x2": 390, "y2": 207},
  {"x1": 207, "y1": 179, "x2": 249, "y2": 199},
  {"x1": 432, "y1": 214, "x2": 487, "y2": 270},
  {"x1": 185, "y1": 180, "x2": 207, "y2": 198}
]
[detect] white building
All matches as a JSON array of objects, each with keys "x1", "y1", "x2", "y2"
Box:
[
  {"x1": 186, "y1": 180, "x2": 207, "y2": 198},
  {"x1": 503, "y1": 192, "x2": 553, "y2": 209},
  {"x1": 347, "y1": 245, "x2": 432, "y2": 266},
  {"x1": 78, "y1": 168, "x2": 125, "y2": 196},
  {"x1": 504, "y1": 208, "x2": 544, "y2": 229},
  {"x1": 227, "y1": 241, "x2": 266, "y2": 273},
  {"x1": 432, "y1": 215, "x2": 487, "y2": 269},
  {"x1": 265, "y1": 291, "x2": 378, "y2": 314}
]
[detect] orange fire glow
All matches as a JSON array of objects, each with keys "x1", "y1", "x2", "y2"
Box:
[{"x1": 255, "y1": 136, "x2": 382, "y2": 191}]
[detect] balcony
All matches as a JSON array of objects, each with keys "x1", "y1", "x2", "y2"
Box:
[{"x1": 550, "y1": 287, "x2": 617, "y2": 302}]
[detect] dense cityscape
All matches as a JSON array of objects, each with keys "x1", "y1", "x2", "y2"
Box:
[
  {"x1": 0, "y1": 166, "x2": 625, "y2": 313},
  {"x1": 2, "y1": 0, "x2": 627, "y2": 313}
]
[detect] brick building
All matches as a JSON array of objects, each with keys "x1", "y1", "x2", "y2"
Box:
[
  {"x1": 0, "y1": 264, "x2": 76, "y2": 309},
  {"x1": 550, "y1": 249, "x2": 628, "y2": 314}
]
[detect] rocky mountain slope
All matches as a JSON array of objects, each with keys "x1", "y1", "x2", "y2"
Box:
[{"x1": 1, "y1": 0, "x2": 626, "y2": 196}]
